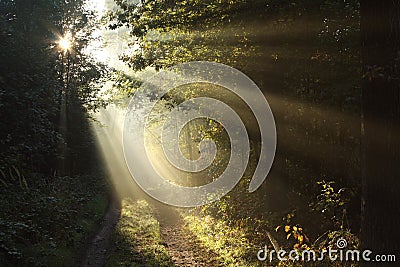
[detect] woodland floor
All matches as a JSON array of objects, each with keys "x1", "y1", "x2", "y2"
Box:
[
  {"x1": 81, "y1": 200, "x2": 121, "y2": 266},
  {"x1": 81, "y1": 196, "x2": 229, "y2": 267}
]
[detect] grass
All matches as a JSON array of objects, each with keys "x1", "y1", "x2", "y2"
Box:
[
  {"x1": 106, "y1": 198, "x2": 173, "y2": 267},
  {"x1": 182, "y1": 213, "x2": 260, "y2": 267},
  {"x1": 0, "y1": 172, "x2": 109, "y2": 266}
]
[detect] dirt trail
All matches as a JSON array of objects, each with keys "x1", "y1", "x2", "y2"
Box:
[
  {"x1": 80, "y1": 200, "x2": 121, "y2": 267},
  {"x1": 152, "y1": 202, "x2": 223, "y2": 267},
  {"x1": 81, "y1": 196, "x2": 222, "y2": 267}
]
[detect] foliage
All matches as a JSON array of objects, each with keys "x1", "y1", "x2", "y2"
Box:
[
  {"x1": 0, "y1": 171, "x2": 109, "y2": 266},
  {"x1": 0, "y1": 1, "x2": 110, "y2": 265},
  {"x1": 183, "y1": 213, "x2": 260, "y2": 266},
  {"x1": 0, "y1": 0, "x2": 107, "y2": 173},
  {"x1": 105, "y1": 0, "x2": 263, "y2": 70},
  {"x1": 272, "y1": 180, "x2": 359, "y2": 266},
  {"x1": 101, "y1": 70, "x2": 143, "y2": 107},
  {"x1": 105, "y1": 1, "x2": 362, "y2": 259}
]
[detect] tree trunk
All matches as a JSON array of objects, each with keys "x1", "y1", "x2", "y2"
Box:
[{"x1": 361, "y1": 0, "x2": 400, "y2": 264}]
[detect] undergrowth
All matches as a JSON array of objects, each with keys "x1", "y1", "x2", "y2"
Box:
[
  {"x1": 183, "y1": 213, "x2": 260, "y2": 267},
  {"x1": 0, "y1": 171, "x2": 109, "y2": 266}
]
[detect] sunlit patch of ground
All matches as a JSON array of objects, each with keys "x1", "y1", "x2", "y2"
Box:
[
  {"x1": 106, "y1": 198, "x2": 173, "y2": 266},
  {"x1": 182, "y1": 213, "x2": 260, "y2": 267}
]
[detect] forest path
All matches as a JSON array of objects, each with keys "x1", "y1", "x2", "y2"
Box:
[
  {"x1": 151, "y1": 201, "x2": 223, "y2": 266},
  {"x1": 80, "y1": 195, "x2": 223, "y2": 266},
  {"x1": 80, "y1": 199, "x2": 121, "y2": 267}
]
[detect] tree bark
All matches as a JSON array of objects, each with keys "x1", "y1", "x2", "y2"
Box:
[{"x1": 361, "y1": 0, "x2": 400, "y2": 264}]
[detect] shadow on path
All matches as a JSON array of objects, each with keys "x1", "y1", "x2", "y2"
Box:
[{"x1": 80, "y1": 199, "x2": 121, "y2": 267}]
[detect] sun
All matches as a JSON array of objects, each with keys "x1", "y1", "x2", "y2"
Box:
[
  {"x1": 57, "y1": 32, "x2": 72, "y2": 51},
  {"x1": 58, "y1": 35, "x2": 71, "y2": 51}
]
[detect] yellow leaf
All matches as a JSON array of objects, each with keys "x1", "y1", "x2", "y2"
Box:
[
  {"x1": 285, "y1": 225, "x2": 291, "y2": 232},
  {"x1": 287, "y1": 233, "x2": 291, "y2": 239},
  {"x1": 275, "y1": 226, "x2": 281, "y2": 232}
]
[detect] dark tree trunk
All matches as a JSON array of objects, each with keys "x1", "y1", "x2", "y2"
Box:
[{"x1": 361, "y1": 0, "x2": 400, "y2": 264}]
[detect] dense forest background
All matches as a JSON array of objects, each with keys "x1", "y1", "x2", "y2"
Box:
[
  {"x1": 0, "y1": 0, "x2": 399, "y2": 266},
  {"x1": 0, "y1": 0, "x2": 110, "y2": 265}
]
